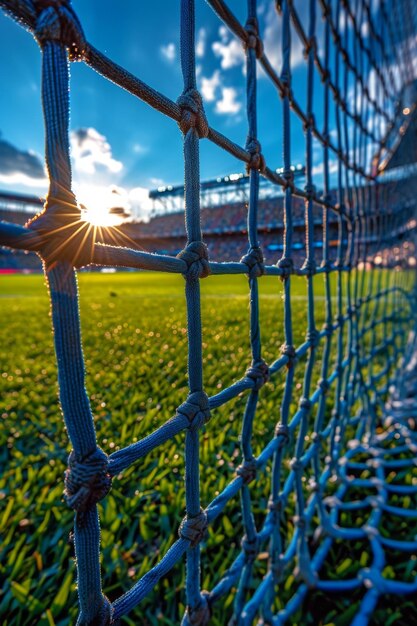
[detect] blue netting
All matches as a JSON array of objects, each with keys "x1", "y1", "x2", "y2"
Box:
[{"x1": 1, "y1": 0, "x2": 417, "y2": 624}]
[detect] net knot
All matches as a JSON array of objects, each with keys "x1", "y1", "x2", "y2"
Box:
[
  {"x1": 268, "y1": 496, "x2": 283, "y2": 514},
  {"x1": 34, "y1": 0, "x2": 86, "y2": 60},
  {"x1": 303, "y1": 36, "x2": 317, "y2": 58},
  {"x1": 241, "y1": 534, "x2": 259, "y2": 559},
  {"x1": 336, "y1": 202, "x2": 346, "y2": 217},
  {"x1": 340, "y1": 48, "x2": 349, "y2": 65},
  {"x1": 333, "y1": 31, "x2": 341, "y2": 47},
  {"x1": 177, "y1": 89, "x2": 209, "y2": 138},
  {"x1": 177, "y1": 241, "x2": 210, "y2": 280},
  {"x1": 306, "y1": 328, "x2": 320, "y2": 347},
  {"x1": 294, "y1": 514, "x2": 308, "y2": 529},
  {"x1": 359, "y1": 567, "x2": 385, "y2": 592},
  {"x1": 282, "y1": 168, "x2": 295, "y2": 190},
  {"x1": 336, "y1": 314, "x2": 345, "y2": 327},
  {"x1": 321, "y1": 2, "x2": 331, "y2": 17},
  {"x1": 244, "y1": 17, "x2": 264, "y2": 59},
  {"x1": 64, "y1": 447, "x2": 111, "y2": 514},
  {"x1": 281, "y1": 343, "x2": 297, "y2": 368},
  {"x1": 236, "y1": 458, "x2": 258, "y2": 484},
  {"x1": 182, "y1": 591, "x2": 211, "y2": 626},
  {"x1": 246, "y1": 358, "x2": 270, "y2": 390},
  {"x1": 240, "y1": 246, "x2": 265, "y2": 278},
  {"x1": 179, "y1": 508, "x2": 208, "y2": 547},
  {"x1": 277, "y1": 256, "x2": 294, "y2": 278},
  {"x1": 290, "y1": 458, "x2": 304, "y2": 474},
  {"x1": 303, "y1": 115, "x2": 316, "y2": 133},
  {"x1": 304, "y1": 182, "x2": 316, "y2": 198},
  {"x1": 301, "y1": 258, "x2": 317, "y2": 276},
  {"x1": 299, "y1": 397, "x2": 312, "y2": 412},
  {"x1": 245, "y1": 137, "x2": 266, "y2": 173},
  {"x1": 321, "y1": 68, "x2": 331, "y2": 85},
  {"x1": 279, "y1": 76, "x2": 292, "y2": 99},
  {"x1": 275, "y1": 422, "x2": 290, "y2": 443},
  {"x1": 177, "y1": 391, "x2": 211, "y2": 431},
  {"x1": 320, "y1": 259, "x2": 333, "y2": 272},
  {"x1": 311, "y1": 431, "x2": 325, "y2": 446},
  {"x1": 323, "y1": 323, "x2": 333, "y2": 337},
  {"x1": 363, "y1": 524, "x2": 380, "y2": 540},
  {"x1": 318, "y1": 378, "x2": 330, "y2": 394},
  {"x1": 27, "y1": 193, "x2": 94, "y2": 268}
]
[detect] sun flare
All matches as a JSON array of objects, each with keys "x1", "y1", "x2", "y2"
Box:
[
  {"x1": 81, "y1": 206, "x2": 124, "y2": 227},
  {"x1": 76, "y1": 184, "x2": 130, "y2": 227}
]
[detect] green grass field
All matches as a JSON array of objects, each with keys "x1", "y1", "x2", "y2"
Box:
[{"x1": 0, "y1": 271, "x2": 415, "y2": 626}]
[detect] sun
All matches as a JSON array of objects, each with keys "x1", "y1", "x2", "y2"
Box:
[
  {"x1": 81, "y1": 206, "x2": 125, "y2": 227},
  {"x1": 76, "y1": 184, "x2": 130, "y2": 227}
]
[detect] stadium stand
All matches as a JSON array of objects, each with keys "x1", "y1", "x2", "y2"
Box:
[
  {"x1": 0, "y1": 185, "x2": 336, "y2": 269},
  {"x1": 0, "y1": 174, "x2": 414, "y2": 269},
  {"x1": 6, "y1": 162, "x2": 415, "y2": 270}
]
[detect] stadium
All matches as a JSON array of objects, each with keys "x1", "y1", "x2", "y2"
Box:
[
  {"x1": 2, "y1": 1, "x2": 417, "y2": 625},
  {"x1": 1, "y1": 159, "x2": 416, "y2": 272}
]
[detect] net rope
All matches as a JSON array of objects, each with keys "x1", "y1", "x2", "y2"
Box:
[{"x1": 1, "y1": 0, "x2": 417, "y2": 624}]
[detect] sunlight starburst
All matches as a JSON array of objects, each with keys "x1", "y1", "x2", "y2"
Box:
[{"x1": 77, "y1": 184, "x2": 130, "y2": 227}]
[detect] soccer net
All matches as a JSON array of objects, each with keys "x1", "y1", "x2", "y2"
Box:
[{"x1": 1, "y1": 0, "x2": 417, "y2": 624}]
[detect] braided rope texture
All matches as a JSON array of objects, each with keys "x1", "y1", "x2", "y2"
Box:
[{"x1": 1, "y1": 0, "x2": 417, "y2": 624}]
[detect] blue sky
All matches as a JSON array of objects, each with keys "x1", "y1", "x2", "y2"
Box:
[{"x1": 0, "y1": 0, "x2": 383, "y2": 218}]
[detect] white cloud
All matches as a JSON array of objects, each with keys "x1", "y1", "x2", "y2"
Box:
[
  {"x1": 70, "y1": 128, "x2": 123, "y2": 176},
  {"x1": 312, "y1": 159, "x2": 338, "y2": 177},
  {"x1": 201, "y1": 70, "x2": 221, "y2": 102},
  {"x1": 212, "y1": 26, "x2": 245, "y2": 70},
  {"x1": 196, "y1": 27, "x2": 207, "y2": 58},
  {"x1": 0, "y1": 171, "x2": 47, "y2": 189},
  {"x1": 260, "y1": 0, "x2": 324, "y2": 75},
  {"x1": 160, "y1": 42, "x2": 176, "y2": 63},
  {"x1": 261, "y1": 3, "x2": 304, "y2": 73},
  {"x1": 149, "y1": 177, "x2": 166, "y2": 187},
  {"x1": 0, "y1": 136, "x2": 47, "y2": 188},
  {"x1": 129, "y1": 186, "x2": 153, "y2": 219},
  {"x1": 199, "y1": 69, "x2": 241, "y2": 116},
  {"x1": 132, "y1": 143, "x2": 147, "y2": 155},
  {"x1": 215, "y1": 87, "x2": 241, "y2": 114},
  {"x1": 0, "y1": 137, "x2": 48, "y2": 190}
]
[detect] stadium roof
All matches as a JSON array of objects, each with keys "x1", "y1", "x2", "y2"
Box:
[
  {"x1": 149, "y1": 164, "x2": 305, "y2": 199},
  {"x1": 0, "y1": 190, "x2": 43, "y2": 207}
]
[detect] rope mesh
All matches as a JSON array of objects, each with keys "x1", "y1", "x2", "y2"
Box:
[{"x1": 1, "y1": 0, "x2": 417, "y2": 624}]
